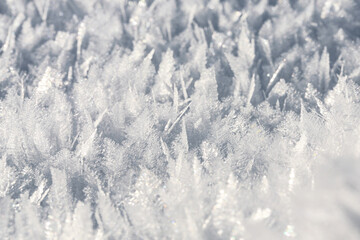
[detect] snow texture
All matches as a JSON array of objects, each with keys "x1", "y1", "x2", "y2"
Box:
[{"x1": 0, "y1": 0, "x2": 360, "y2": 239}]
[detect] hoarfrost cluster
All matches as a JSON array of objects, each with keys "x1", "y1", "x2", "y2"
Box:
[{"x1": 0, "y1": 0, "x2": 360, "y2": 239}]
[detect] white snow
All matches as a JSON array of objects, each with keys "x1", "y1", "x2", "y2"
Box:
[{"x1": 0, "y1": 0, "x2": 360, "y2": 239}]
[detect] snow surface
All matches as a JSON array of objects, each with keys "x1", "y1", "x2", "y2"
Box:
[{"x1": 0, "y1": 0, "x2": 360, "y2": 239}]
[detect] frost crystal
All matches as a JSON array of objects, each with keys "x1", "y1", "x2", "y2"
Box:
[{"x1": 0, "y1": 0, "x2": 360, "y2": 239}]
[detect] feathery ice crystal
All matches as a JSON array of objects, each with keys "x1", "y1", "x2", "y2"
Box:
[{"x1": 0, "y1": 0, "x2": 360, "y2": 239}]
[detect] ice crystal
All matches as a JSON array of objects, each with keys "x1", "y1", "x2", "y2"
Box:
[{"x1": 0, "y1": 0, "x2": 360, "y2": 239}]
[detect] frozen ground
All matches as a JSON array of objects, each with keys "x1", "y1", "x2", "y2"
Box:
[{"x1": 0, "y1": 0, "x2": 360, "y2": 239}]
